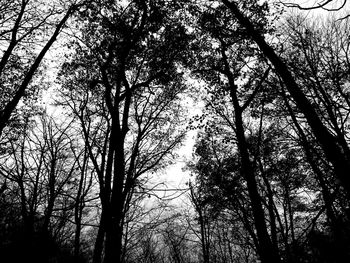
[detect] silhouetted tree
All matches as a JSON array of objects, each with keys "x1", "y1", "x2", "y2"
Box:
[
  {"x1": 58, "y1": 1, "x2": 191, "y2": 262},
  {"x1": 221, "y1": 0, "x2": 350, "y2": 200},
  {"x1": 0, "y1": 0, "x2": 84, "y2": 137},
  {"x1": 0, "y1": 112, "x2": 94, "y2": 262}
]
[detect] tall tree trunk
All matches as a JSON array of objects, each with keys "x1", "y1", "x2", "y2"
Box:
[
  {"x1": 103, "y1": 138, "x2": 126, "y2": 263},
  {"x1": 220, "y1": 43, "x2": 281, "y2": 262},
  {"x1": 222, "y1": 0, "x2": 350, "y2": 198},
  {"x1": 232, "y1": 102, "x2": 281, "y2": 263},
  {"x1": 104, "y1": 219, "x2": 124, "y2": 263}
]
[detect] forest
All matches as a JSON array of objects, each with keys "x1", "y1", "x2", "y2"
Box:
[{"x1": 1, "y1": 0, "x2": 350, "y2": 262}]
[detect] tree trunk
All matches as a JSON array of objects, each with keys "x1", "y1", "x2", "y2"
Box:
[
  {"x1": 222, "y1": 0, "x2": 350, "y2": 198},
  {"x1": 103, "y1": 138, "x2": 126, "y2": 263},
  {"x1": 93, "y1": 210, "x2": 106, "y2": 263},
  {"x1": 233, "y1": 106, "x2": 281, "y2": 263},
  {"x1": 0, "y1": 6, "x2": 75, "y2": 137},
  {"x1": 220, "y1": 41, "x2": 281, "y2": 262}
]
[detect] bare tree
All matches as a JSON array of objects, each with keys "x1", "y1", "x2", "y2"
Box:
[{"x1": 0, "y1": 112, "x2": 95, "y2": 262}]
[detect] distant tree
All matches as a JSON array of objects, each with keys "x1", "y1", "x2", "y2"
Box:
[
  {"x1": 161, "y1": 214, "x2": 194, "y2": 263},
  {"x1": 189, "y1": 182, "x2": 210, "y2": 263},
  {"x1": 0, "y1": 112, "x2": 94, "y2": 263}
]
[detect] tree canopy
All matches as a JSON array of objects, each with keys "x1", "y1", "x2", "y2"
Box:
[{"x1": 1, "y1": 1, "x2": 350, "y2": 263}]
